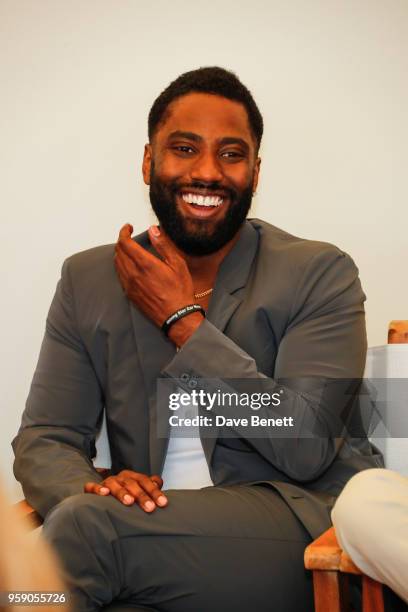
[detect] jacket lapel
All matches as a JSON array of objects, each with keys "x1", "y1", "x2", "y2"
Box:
[
  {"x1": 127, "y1": 232, "x2": 176, "y2": 474},
  {"x1": 129, "y1": 221, "x2": 259, "y2": 475},
  {"x1": 196, "y1": 221, "x2": 260, "y2": 465}
]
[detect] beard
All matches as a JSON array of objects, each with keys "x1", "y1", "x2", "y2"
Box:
[{"x1": 149, "y1": 162, "x2": 254, "y2": 256}]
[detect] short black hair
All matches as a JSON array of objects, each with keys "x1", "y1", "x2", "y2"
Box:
[{"x1": 148, "y1": 66, "x2": 263, "y2": 152}]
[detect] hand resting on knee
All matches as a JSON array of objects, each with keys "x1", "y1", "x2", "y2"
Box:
[{"x1": 84, "y1": 470, "x2": 168, "y2": 513}]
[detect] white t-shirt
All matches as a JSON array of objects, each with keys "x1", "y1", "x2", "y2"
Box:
[{"x1": 161, "y1": 387, "x2": 213, "y2": 490}]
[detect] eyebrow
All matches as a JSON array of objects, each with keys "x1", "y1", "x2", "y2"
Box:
[{"x1": 167, "y1": 131, "x2": 250, "y2": 152}]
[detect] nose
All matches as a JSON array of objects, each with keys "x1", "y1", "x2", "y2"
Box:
[{"x1": 189, "y1": 151, "x2": 223, "y2": 184}]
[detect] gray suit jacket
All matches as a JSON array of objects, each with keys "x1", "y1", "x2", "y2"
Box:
[{"x1": 13, "y1": 219, "x2": 383, "y2": 538}]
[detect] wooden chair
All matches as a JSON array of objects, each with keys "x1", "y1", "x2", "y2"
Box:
[
  {"x1": 15, "y1": 498, "x2": 43, "y2": 529},
  {"x1": 304, "y1": 320, "x2": 408, "y2": 611},
  {"x1": 388, "y1": 320, "x2": 408, "y2": 344},
  {"x1": 304, "y1": 526, "x2": 384, "y2": 612}
]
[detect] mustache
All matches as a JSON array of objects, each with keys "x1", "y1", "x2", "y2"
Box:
[{"x1": 170, "y1": 181, "x2": 237, "y2": 199}]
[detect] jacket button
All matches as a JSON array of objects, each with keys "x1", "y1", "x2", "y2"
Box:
[
  {"x1": 188, "y1": 379, "x2": 197, "y2": 388},
  {"x1": 181, "y1": 373, "x2": 190, "y2": 382}
]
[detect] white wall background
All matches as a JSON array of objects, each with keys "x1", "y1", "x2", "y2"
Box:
[{"x1": 1, "y1": 0, "x2": 407, "y2": 497}]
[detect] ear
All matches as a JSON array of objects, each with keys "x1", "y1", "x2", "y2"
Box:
[
  {"x1": 142, "y1": 143, "x2": 152, "y2": 185},
  {"x1": 252, "y1": 157, "x2": 261, "y2": 193}
]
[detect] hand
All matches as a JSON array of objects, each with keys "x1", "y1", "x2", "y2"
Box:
[
  {"x1": 84, "y1": 470, "x2": 168, "y2": 512},
  {"x1": 114, "y1": 223, "x2": 204, "y2": 345}
]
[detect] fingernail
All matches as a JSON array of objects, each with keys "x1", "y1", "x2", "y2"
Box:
[
  {"x1": 144, "y1": 500, "x2": 156, "y2": 512},
  {"x1": 123, "y1": 494, "x2": 134, "y2": 504},
  {"x1": 156, "y1": 495, "x2": 168, "y2": 507},
  {"x1": 150, "y1": 225, "x2": 160, "y2": 237},
  {"x1": 99, "y1": 487, "x2": 110, "y2": 495}
]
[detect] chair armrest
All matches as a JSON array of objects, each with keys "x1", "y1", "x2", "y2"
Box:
[
  {"x1": 14, "y1": 500, "x2": 43, "y2": 529},
  {"x1": 304, "y1": 526, "x2": 361, "y2": 575},
  {"x1": 388, "y1": 320, "x2": 408, "y2": 344},
  {"x1": 13, "y1": 467, "x2": 109, "y2": 531}
]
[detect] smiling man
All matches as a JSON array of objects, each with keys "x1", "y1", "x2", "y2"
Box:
[
  {"x1": 13, "y1": 67, "x2": 382, "y2": 612},
  {"x1": 147, "y1": 91, "x2": 259, "y2": 257}
]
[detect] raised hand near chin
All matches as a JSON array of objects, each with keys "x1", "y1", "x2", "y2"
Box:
[{"x1": 114, "y1": 223, "x2": 204, "y2": 346}]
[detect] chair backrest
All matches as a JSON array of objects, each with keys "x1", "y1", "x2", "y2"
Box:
[{"x1": 365, "y1": 344, "x2": 408, "y2": 476}]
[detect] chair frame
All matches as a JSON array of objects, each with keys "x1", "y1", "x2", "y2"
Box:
[{"x1": 304, "y1": 526, "x2": 384, "y2": 612}]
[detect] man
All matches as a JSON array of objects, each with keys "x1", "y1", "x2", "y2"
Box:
[{"x1": 13, "y1": 67, "x2": 383, "y2": 612}]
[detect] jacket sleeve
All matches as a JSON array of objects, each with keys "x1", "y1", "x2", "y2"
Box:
[
  {"x1": 12, "y1": 258, "x2": 104, "y2": 518},
  {"x1": 162, "y1": 246, "x2": 368, "y2": 483}
]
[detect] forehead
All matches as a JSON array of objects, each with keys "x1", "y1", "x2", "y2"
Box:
[{"x1": 156, "y1": 92, "x2": 255, "y2": 146}]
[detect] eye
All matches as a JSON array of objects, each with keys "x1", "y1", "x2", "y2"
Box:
[
  {"x1": 172, "y1": 145, "x2": 195, "y2": 155},
  {"x1": 221, "y1": 151, "x2": 245, "y2": 160}
]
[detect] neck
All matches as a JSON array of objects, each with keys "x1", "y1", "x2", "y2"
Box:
[
  {"x1": 164, "y1": 228, "x2": 242, "y2": 286},
  {"x1": 186, "y1": 230, "x2": 241, "y2": 277}
]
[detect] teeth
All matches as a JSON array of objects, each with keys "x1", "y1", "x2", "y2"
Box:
[{"x1": 181, "y1": 193, "x2": 223, "y2": 207}]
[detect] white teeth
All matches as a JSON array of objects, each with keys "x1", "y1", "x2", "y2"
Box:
[{"x1": 181, "y1": 193, "x2": 223, "y2": 207}]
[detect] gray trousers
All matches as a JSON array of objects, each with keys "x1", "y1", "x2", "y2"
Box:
[{"x1": 42, "y1": 485, "x2": 313, "y2": 612}]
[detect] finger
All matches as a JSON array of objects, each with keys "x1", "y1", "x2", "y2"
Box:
[
  {"x1": 120, "y1": 471, "x2": 163, "y2": 489},
  {"x1": 102, "y1": 477, "x2": 136, "y2": 506},
  {"x1": 115, "y1": 247, "x2": 148, "y2": 297},
  {"x1": 114, "y1": 250, "x2": 133, "y2": 289},
  {"x1": 117, "y1": 230, "x2": 160, "y2": 269},
  {"x1": 118, "y1": 223, "x2": 133, "y2": 241},
  {"x1": 117, "y1": 223, "x2": 152, "y2": 268},
  {"x1": 120, "y1": 478, "x2": 161, "y2": 512},
  {"x1": 118, "y1": 471, "x2": 163, "y2": 488},
  {"x1": 115, "y1": 247, "x2": 137, "y2": 276},
  {"x1": 122, "y1": 474, "x2": 168, "y2": 508},
  {"x1": 116, "y1": 471, "x2": 167, "y2": 510},
  {"x1": 84, "y1": 482, "x2": 111, "y2": 495},
  {"x1": 150, "y1": 475, "x2": 164, "y2": 489},
  {"x1": 148, "y1": 225, "x2": 186, "y2": 269}
]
